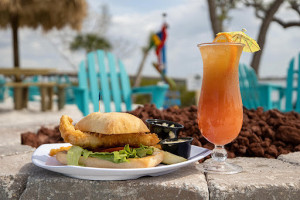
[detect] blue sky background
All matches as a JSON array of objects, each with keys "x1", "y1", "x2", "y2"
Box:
[{"x1": 0, "y1": 0, "x2": 299, "y2": 79}]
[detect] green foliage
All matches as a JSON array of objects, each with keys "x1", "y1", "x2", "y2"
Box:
[
  {"x1": 176, "y1": 83, "x2": 196, "y2": 107},
  {"x1": 70, "y1": 33, "x2": 111, "y2": 53}
]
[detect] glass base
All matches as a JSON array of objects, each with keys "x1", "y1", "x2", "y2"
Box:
[{"x1": 198, "y1": 160, "x2": 242, "y2": 174}]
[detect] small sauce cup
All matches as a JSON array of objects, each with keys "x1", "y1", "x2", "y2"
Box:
[
  {"x1": 160, "y1": 137, "x2": 193, "y2": 159},
  {"x1": 145, "y1": 119, "x2": 184, "y2": 140}
]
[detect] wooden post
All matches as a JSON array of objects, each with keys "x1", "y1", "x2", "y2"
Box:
[
  {"x1": 57, "y1": 85, "x2": 66, "y2": 110},
  {"x1": 23, "y1": 87, "x2": 29, "y2": 109},
  {"x1": 40, "y1": 86, "x2": 47, "y2": 111},
  {"x1": 47, "y1": 86, "x2": 54, "y2": 110},
  {"x1": 14, "y1": 87, "x2": 22, "y2": 110},
  {"x1": 11, "y1": 14, "x2": 21, "y2": 82},
  {"x1": 133, "y1": 49, "x2": 149, "y2": 87}
]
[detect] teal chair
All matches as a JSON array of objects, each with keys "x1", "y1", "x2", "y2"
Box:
[
  {"x1": 163, "y1": 91, "x2": 181, "y2": 109},
  {"x1": 28, "y1": 76, "x2": 40, "y2": 101},
  {"x1": 239, "y1": 64, "x2": 284, "y2": 110},
  {"x1": 285, "y1": 53, "x2": 300, "y2": 112},
  {"x1": 74, "y1": 50, "x2": 169, "y2": 115},
  {"x1": 0, "y1": 76, "x2": 6, "y2": 102}
]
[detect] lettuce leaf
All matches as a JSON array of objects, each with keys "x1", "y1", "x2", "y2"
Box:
[
  {"x1": 67, "y1": 146, "x2": 84, "y2": 166},
  {"x1": 66, "y1": 144, "x2": 154, "y2": 166}
]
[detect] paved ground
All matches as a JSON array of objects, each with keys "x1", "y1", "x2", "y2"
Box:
[{"x1": 0, "y1": 98, "x2": 83, "y2": 147}]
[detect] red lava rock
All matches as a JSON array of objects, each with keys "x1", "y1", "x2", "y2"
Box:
[
  {"x1": 264, "y1": 154, "x2": 275, "y2": 159},
  {"x1": 272, "y1": 141, "x2": 286, "y2": 147},
  {"x1": 276, "y1": 126, "x2": 300, "y2": 144},
  {"x1": 278, "y1": 146, "x2": 290, "y2": 155},
  {"x1": 192, "y1": 138, "x2": 202, "y2": 147},
  {"x1": 21, "y1": 126, "x2": 63, "y2": 147},
  {"x1": 227, "y1": 151, "x2": 236, "y2": 158},
  {"x1": 249, "y1": 133, "x2": 261, "y2": 143},
  {"x1": 238, "y1": 145, "x2": 247, "y2": 154},
  {"x1": 251, "y1": 125, "x2": 262, "y2": 136},
  {"x1": 21, "y1": 105, "x2": 300, "y2": 162},
  {"x1": 37, "y1": 134, "x2": 49, "y2": 144},
  {"x1": 203, "y1": 143, "x2": 214, "y2": 150},
  {"x1": 240, "y1": 130, "x2": 251, "y2": 137},
  {"x1": 21, "y1": 132, "x2": 39, "y2": 148},
  {"x1": 237, "y1": 136, "x2": 249, "y2": 146},
  {"x1": 264, "y1": 127, "x2": 276, "y2": 140},
  {"x1": 249, "y1": 143, "x2": 265, "y2": 157},
  {"x1": 261, "y1": 139, "x2": 271, "y2": 148},
  {"x1": 266, "y1": 145, "x2": 279, "y2": 157}
]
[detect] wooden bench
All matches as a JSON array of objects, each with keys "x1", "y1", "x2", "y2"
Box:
[{"x1": 5, "y1": 82, "x2": 67, "y2": 111}]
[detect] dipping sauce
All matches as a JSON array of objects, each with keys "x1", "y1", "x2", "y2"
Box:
[
  {"x1": 161, "y1": 139, "x2": 187, "y2": 144},
  {"x1": 145, "y1": 119, "x2": 184, "y2": 140},
  {"x1": 160, "y1": 137, "x2": 193, "y2": 159},
  {"x1": 160, "y1": 123, "x2": 175, "y2": 128}
]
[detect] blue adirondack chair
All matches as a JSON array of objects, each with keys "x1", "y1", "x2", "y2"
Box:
[
  {"x1": 0, "y1": 76, "x2": 6, "y2": 102},
  {"x1": 74, "y1": 50, "x2": 169, "y2": 115},
  {"x1": 239, "y1": 64, "x2": 284, "y2": 110},
  {"x1": 285, "y1": 53, "x2": 300, "y2": 112},
  {"x1": 163, "y1": 91, "x2": 181, "y2": 109},
  {"x1": 28, "y1": 76, "x2": 40, "y2": 101}
]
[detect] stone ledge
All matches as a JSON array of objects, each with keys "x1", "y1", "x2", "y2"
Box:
[
  {"x1": 206, "y1": 157, "x2": 300, "y2": 200},
  {"x1": 0, "y1": 145, "x2": 41, "y2": 200},
  {"x1": 20, "y1": 164, "x2": 208, "y2": 200},
  {"x1": 1, "y1": 146, "x2": 300, "y2": 200},
  {"x1": 277, "y1": 152, "x2": 300, "y2": 166},
  {"x1": 0, "y1": 148, "x2": 208, "y2": 200},
  {"x1": 0, "y1": 152, "x2": 39, "y2": 200}
]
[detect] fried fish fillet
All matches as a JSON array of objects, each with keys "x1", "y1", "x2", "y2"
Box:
[{"x1": 59, "y1": 115, "x2": 159, "y2": 149}]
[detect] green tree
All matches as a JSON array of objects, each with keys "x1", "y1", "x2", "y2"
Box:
[
  {"x1": 70, "y1": 5, "x2": 112, "y2": 53},
  {"x1": 70, "y1": 33, "x2": 111, "y2": 53}
]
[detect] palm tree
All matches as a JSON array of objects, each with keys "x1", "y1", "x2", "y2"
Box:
[{"x1": 70, "y1": 33, "x2": 111, "y2": 53}]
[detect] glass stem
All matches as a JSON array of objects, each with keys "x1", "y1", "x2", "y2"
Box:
[{"x1": 211, "y1": 145, "x2": 227, "y2": 162}]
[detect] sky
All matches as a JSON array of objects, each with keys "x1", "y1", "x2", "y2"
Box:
[{"x1": 0, "y1": 0, "x2": 299, "y2": 80}]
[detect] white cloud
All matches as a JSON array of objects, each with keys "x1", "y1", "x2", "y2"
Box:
[
  {"x1": 106, "y1": 0, "x2": 209, "y2": 78},
  {"x1": 0, "y1": 0, "x2": 299, "y2": 81}
]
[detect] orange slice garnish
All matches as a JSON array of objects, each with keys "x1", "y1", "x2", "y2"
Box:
[
  {"x1": 212, "y1": 33, "x2": 237, "y2": 71},
  {"x1": 213, "y1": 33, "x2": 233, "y2": 43}
]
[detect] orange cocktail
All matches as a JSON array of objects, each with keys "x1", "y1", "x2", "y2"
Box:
[
  {"x1": 197, "y1": 29, "x2": 259, "y2": 174},
  {"x1": 197, "y1": 43, "x2": 244, "y2": 146}
]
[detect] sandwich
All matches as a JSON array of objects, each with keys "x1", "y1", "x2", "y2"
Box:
[{"x1": 50, "y1": 112, "x2": 163, "y2": 168}]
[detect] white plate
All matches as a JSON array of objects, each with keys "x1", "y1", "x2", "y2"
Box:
[{"x1": 32, "y1": 143, "x2": 211, "y2": 180}]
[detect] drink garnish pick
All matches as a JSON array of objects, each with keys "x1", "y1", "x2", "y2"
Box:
[
  {"x1": 213, "y1": 28, "x2": 260, "y2": 52},
  {"x1": 98, "y1": 92, "x2": 101, "y2": 112}
]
